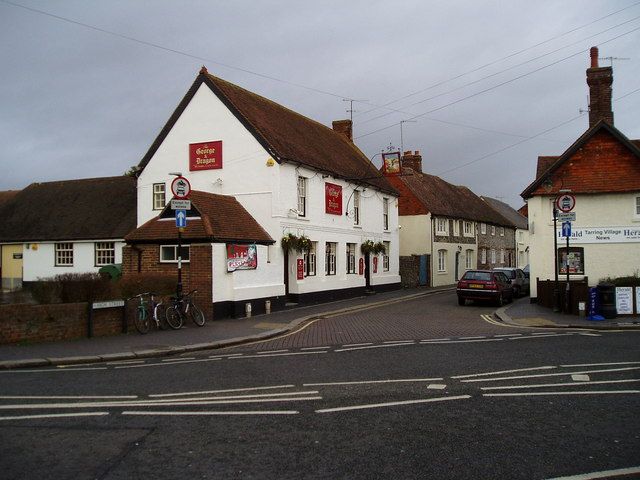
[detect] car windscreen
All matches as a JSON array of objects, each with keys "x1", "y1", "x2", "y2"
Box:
[{"x1": 462, "y1": 271, "x2": 492, "y2": 281}]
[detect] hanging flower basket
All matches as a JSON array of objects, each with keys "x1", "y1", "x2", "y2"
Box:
[
  {"x1": 373, "y1": 242, "x2": 386, "y2": 255},
  {"x1": 281, "y1": 233, "x2": 312, "y2": 253},
  {"x1": 360, "y1": 240, "x2": 376, "y2": 255},
  {"x1": 297, "y1": 235, "x2": 312, "y2": 253}
]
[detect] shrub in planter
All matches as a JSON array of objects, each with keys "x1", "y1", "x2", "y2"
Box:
[{"x1": 116, "y1": 274, "x2": 176, "y2": 299}]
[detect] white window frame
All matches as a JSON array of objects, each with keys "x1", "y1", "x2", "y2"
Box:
[
  {"x1": 465, "y1": 249, "x2": 473, "y2": 269},
  {"x1": 153, "y1": 183, "x2": 166, "y2": 210},
  {"x1": 297, "y1": 176, "x2": 307, "y2": 217},
  {"x1": 383, "y1": 198, "x2": 389, "y2": 230},
  {"x1": 95, "y1": 242, "x2": 115, "y2": 266},
  {"x1": 491, "y1": 249, "x2": 496, "y2": 264},
  {"x1": 453, "y1": 220, "x2": 460, "y2": 237},
  {"x1": 500, "y1": 249, "x2": 505, "y2": 264},
  {"x1": 346, "y1": 243, "x2": 356, "y2": 274},
  {"x1": 383, "y1": 241, "x2": 390, "y2": 272},
  {"x1": 437, "y1": 249, "x2": 447, "y2": 272},
  {"x1": 436, "y1": 218, "x2": 448, "y2": 235},
  {"x1": 464, "y1": 221, "x2": 473, "y2": 236},
  {"x1": 491, "y1": 225, "x2": 496, "y2": 236},
  {"x1": 500, "y1": 226, "x2": 505, "y2": 236},
  {"x1": 353, "y1": 190, "x2": 361, "y2": 226},
  {"x1": 480, "y1": 248, "x2": 487, "y2": 264},
  {"x1": 303, "y1": 242, "x2": 316, "y2": 277},
  {"x1": 635, "y1": 195, "x2": 640, "y2": 217},
  {"x1": 160, "y1": 245, "x2": 190, "y2": 263},
  {"x1": 325, "y1": 242, "x2": 336, "y2": 275},
  {"x1": 55, "y1": 242, "x2": 74, "y2": 266},
  {"x1": 480, "y1": 223, "x2": 486, "y2": 235}
]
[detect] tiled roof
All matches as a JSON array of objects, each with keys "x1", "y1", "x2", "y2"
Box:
[
  {"x1": 138, "y1": 69, "x2": 398, "y2": 196},
  {"x1": 393, "y1": 172, "x2": 510, "y2": 225},
  {"x1": 0, "y1": 176, "x2": 136, "y2": 243},
  {"x1": 480, "y1": 196, "x2": 528, "y2": 229},
  {"x1": 536, "y1": 156, "x2": 558, "y2": 179},
  {"x1": 0, "y1": 190, "x2": 19, "y2": 209},
  {"x1": 522, "y1": 120, "x2": 640, "y2": 199},
  {"x1": 126, "y1": 191, "x2": 274, "y2": 244}
]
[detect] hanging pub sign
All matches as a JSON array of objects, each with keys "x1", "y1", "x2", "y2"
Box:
[
  {"x1": 226, "y1": 244, "x2": 257, "y2": 272},
  {"x1": 190, "y1": 140, "x2": 223, "y2": 171},
  {"x1": 325, "y1": 182, "x2": 342, "y2": 215},
  {"x1": 382, "y1": 151, "x2": 401, "y2": 175}
]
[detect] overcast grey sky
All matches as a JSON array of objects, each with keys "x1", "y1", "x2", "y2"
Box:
[{"x1": 1, "y1": 1, "x2": 639, "y2": 208}]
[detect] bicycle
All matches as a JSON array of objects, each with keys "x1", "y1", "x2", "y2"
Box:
[
  {"x1": 128, "y1": 292, "x2": 169, "y2": 334},
  {"x1": 165, "y1": 289, "x2": 206, "y2": 328}
]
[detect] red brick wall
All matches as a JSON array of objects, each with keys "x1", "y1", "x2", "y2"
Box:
[
  {"x1": 386, "y1": 176, "x2": 428, "y2": 215},
  {"x1": 531, "y1": 129, "x2": 640, "y2": 196},
  {"x1": 123, "y1": 243, "x2": 213, "y2": 320},
  {"x1": 0, "y1": 303, "x2": 131, "y2": 345}
]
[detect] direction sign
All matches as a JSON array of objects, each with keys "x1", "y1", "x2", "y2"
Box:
[
  {"x1": 170, "y1": 199, "x2": 191, "y2": 210},
  {"x1": 556, "y1": 193, "x2": 576, "y2": 213},
  {"x1": 561, "y1": 221, "x2": 572, "y2": 237},
  {"x1": 175, "y1": 210, "x2": 187, "y2": 228},
  {"x1": 557, "y1": 212, "x2": 576, "y2": 222},
  {"x1": 171, "y1": 176, "x2": 191, "y2": 199}
]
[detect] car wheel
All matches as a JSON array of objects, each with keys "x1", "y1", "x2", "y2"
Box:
[{"x1": 458, "y1": 297, "x2": 465, "y2": 306}]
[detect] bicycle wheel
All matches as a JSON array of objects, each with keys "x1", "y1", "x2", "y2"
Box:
[
  {"x1": 165, "y1": 305, "x2": 184, "y2": 330},
  {"x1": 134, "y1": 307, "x2": 150, "y2": 334},
  {"x1": 154, "y1": 303, "x2": 169, "y2": 330},
  {"x1": 188, "y1": 302, "x2": 206, "y2": 327}
]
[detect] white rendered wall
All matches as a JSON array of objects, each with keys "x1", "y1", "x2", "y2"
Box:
[
  {"x1": 398, "y1": 215, "x2": 431, "y2": 256},
  {"x1": 23, "y1": 240, "x2": 125, "y2": 281},
  {"x1": 432, "y1": 241, "x2": 476, "y2": 287},
  {"x1": 528, "y1": 192, "x2": 640, "y2": 297},
  {"x1": 137, "y1": 83, "x2": 400, "y2": 302}
]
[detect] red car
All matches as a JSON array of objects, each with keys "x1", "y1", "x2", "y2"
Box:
[{"x1": 456, "y1": 270, "x2": 514, "y2": 306}]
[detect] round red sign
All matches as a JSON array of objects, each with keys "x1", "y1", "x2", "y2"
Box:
[
  {"x1": 171, "y1": 176, "x2": 191, "y2": 199},
  {"x1": 555, "y1": 193, "x2": 576, "y2": 212}
]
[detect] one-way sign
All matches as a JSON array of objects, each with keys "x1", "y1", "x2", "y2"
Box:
[
  {"x1": 175, "y1": 210, "x2": 187, "y2": 228},
  {"x1": 561, "y1": 221, "x2": 571, "y2": 237}
]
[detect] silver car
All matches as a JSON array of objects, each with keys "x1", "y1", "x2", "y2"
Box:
[{"x1": 493, "y1": 267, "x2": 530, "y2": 297}]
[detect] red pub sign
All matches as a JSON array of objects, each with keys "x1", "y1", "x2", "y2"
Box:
[
  {"x1": 189, "y1": 140, "x2": 223, "y2": 171},
  {"x1": 325, "y1": 182, "x2": 342, "y2": 215}
]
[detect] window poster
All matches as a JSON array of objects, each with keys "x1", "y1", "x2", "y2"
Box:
[
  {"x1": 615, "y1": 287, "x2": 633, "y2": 315},
  {"x1": 227, "y1": 244, "x2": 257, "y2": 272},
  {"x1": 558, "y1": 247, "x2": 584, "y2": 275}
]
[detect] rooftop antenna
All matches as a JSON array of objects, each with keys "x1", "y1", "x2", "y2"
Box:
[
  {"x1": 343, "y1": 98, "x2": 367, "y2": 122},
  {"x1": 400, "y1": 120, "x2": 417, "y2": 155},
  {"x1": 579, "y1": 95, "x2": 590, "y2": 114},
  {"x1": 598, "y1": 56, "x2": 630, "y2": 67}
]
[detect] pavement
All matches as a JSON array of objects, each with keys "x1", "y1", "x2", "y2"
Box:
[{"x1": 1, "y1": 286, "x2": 638, "y2": 369}]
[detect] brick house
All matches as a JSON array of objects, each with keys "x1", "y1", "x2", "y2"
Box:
[
  {"x1": 0, "y1": 177, "x2": 136, "y2": 291},
  {"x1": 385, "y1": 151, "x2": 509, "y2": 287},
  {"x1": 129, "y1": 67, "x2": 400, "y2": 318},
  {"x1": 521, "y1": 47, "x2": 640, "y2": 301}
]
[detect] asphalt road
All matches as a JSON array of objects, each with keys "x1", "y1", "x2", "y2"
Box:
[{"x1": 1, "y1": 291, "x2": 639, "y2": 479}]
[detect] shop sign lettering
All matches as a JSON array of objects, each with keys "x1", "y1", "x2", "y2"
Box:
[
  {"x1": 190, "y1": 140, "x2": 223, "y2": 171},
  {"x1": 325, "y1": 183, "x2": 342, "y2": 215}
]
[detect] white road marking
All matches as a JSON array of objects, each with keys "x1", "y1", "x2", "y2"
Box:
[
  {"x1": 484, "y1": 390, "x2": 640, "y2": 397},
  {"x1": 545, "y1": 465, "x2": 640, "y2": 479},
  {"x1": 531, "y1": 332, "x2": 557, "y2": 335},
  {"x1": 0, "y1": 395, "x2": 138, "y2": 400},
  {"x1": 0, "y1": 367, "x2": 108, "y2": 373},
  {"x1": 114, "y1": 358, "x2": 222, "y2": 369},
  {"x1": 571, "y1": 374, "x2": 590, "y2": 382},
  {"x1": 208, "y1": 353, "x2": 244, "y2": 358},
  {"x1": 303, "y1": 378, "x2": 443, "y2": 387},
  {"x1": 335, "y1": 343, "x2": 417, "y2": 352},
  {"x1": 560, "y1": 361, "x2": 640, "y2": 368},
  {"x1": 420, "y1": 338, "x2": 451, "y2": 342},
  {"x1": 452, "y1": 366, "x2": 557, "y2": 379},
  {"x1": 300, "y1": 346, "x2": 331, "y2": 351},
  {"x1": 427, "y1": 384, "x2": 447, "y2": 390},
  {"x1": 150, "y1": 384, "x2": 296, "y2": 398},
  {"x1": 257, "y1": 350, "x2": 289, "y2": 355},
  {"x1": 105, "y1": 360, "x2": 145, "y2": 365},
  {"x1": 122, "y1": 410, "x2": 299, "y2": 416},
  {"x1": 481, "y1": 379, "x2": 640, "y2": 391},
  {"x1": 459, "y1": 336, "x2": 486, "y2": 340},
  {"x1": 341, "y1": 343, "x2": 373, "y2": 347},
  {"x1": 508, "y1": 333, "x2": 576, "y2": 340},
  {"x1": 418, "y1": 339, "x2": 503, "y2": 345},
  {"x1": 229, "y1": 351, "x2": 327, "y2": 359},
  {"x1": 0, "y1": 412, "x2": 109, "y2": 421},
  {"x1": 316, "y1": 395, "x2": 471, "y2": 413},
  {"x1": 494, "y1": 334, "x2": 522, "y2": 337},
  {"x1": 578, "y1": 332, "x2": 602, "y2": 337},
  {"x1": 382, "y1": 340, "x2": 414, "y2": 344},
  {"x1": 161, "y1": 357, "x2": 196, "y2": 362},
  {"x1": 461, "y1": 366, "x2": 640, "y2": 383}
]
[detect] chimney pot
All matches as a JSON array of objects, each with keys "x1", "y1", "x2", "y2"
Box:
[
  {"x1": 332, "y1": 120, "x2": 353, "y2": 142},
  {"x1": 590, "y1": 47, "x2": 599, "y2": 68},
  {"x1": 586, "y1": 46, "x2": 613, "y2": 127},
  {"x1": 401, "y1": 150, "x2": 422, "y2": 174}
]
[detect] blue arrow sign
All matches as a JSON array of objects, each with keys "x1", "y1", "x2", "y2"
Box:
[
  {"x1": 175, "y1": 209, "x2": 187, "y2": 228},
  {"x1": 561, "y1": 221, "x2": 571, "y2": 238}
]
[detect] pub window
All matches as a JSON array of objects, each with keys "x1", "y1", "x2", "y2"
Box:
[
  {"x1": 55, "y1": 242, "x2": 74, "y2": 266},
  {"x1": 304, "y1": 242, "x2": 316, "y2": 276},
  {"x1": 297, "y1": 176, "x2": 307, "y2": 217},
  {"x1": 153, "y1": 183, "x2": 166, "y2": 210},
  {"x1": 383, "y1": 198, "x2": 389, "y2": 230},
  {"x1": 353, "y1": 190, "x2": 361, "y2": 226},
  {"x1": 558, "y1": 247, "x2": 585, "y2": 275},
  {"x1": 325, "y1": 242, "x2": 336, "y2": 275},
  {"x1": 160, "y1": 245, "x2": 190, "y2": 263},
  {"x1": 383, "y1": 241, "x2": 390, "y2": 271},
  {"x1": 346, "y1": 243, "x2": 356, "y2": 274},
  {"x1": 95, "y1": 242, "x2": 115, "y2": 266}
]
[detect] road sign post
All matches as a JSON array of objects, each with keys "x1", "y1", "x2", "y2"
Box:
[{"x1": 170, "y1": 175, "x2": 191, "y2": 300}]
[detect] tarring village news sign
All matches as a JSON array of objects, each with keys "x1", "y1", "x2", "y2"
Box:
[{"x1": 556, "y1": 226, "x2": 640, "y2": 244}]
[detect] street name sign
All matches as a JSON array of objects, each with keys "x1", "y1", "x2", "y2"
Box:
[
  {"x1": 171, "y1": 199, "x2": 191, "y2": 210},
  {"x1": 175, "y1": 210, "x2": 187, "y2": 228}
]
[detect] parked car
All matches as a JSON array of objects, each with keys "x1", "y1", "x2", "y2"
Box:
[
  {"x1": 457, "y1": 269, "x2": 514, "y2": 306},
  {"x1": 493, "y1": 267, "x2": 530, "y2": 297}
]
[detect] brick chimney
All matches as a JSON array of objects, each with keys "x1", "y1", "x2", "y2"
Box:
[
  {"x1": 332, "y1": 119, "x2": 353, "y2": 142},
  {"x1": 401, "y1": 150, "x2": 422, "y2": 174},
  {"x1": 586, "y1": 46, "x2": 614, "y2": 127}
]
